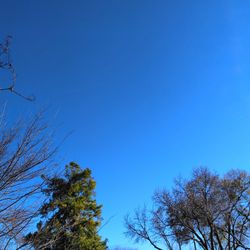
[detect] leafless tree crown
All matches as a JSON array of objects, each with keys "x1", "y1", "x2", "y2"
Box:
[
  {"x1": 125, "y1": 167, "x2": 250, "y2": 250},
  {"x1": 0, "y1": 113, "x2": 55, "y2": 249}
]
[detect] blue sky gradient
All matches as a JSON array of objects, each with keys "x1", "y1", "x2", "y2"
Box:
[{"x1": 1, "y1": 1, "x2": 250, "y2": 249}]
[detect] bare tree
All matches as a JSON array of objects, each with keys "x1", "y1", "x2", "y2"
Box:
[
  {"x1": 125, "y1": 167, "x2": 250, "y2": 250},
  {"x1": 0, "y1": 36, "x2": 34, "y2": 101},
  {"x1": 0, "y1": 112, "x2": 56, "y2": 249},
  {"x1": 125, "y1": 206, "x2": 174, "y2": 250}
]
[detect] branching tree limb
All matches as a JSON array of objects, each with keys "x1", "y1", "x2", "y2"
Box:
[
  {"x1": 0, "y1": 112, "x2": 56, "y2": 249},
  {"x1": 0, "y1": 36, "x2": 35, "y2": 101},
  {"x1": 125, "y1": 168, "x2": 250, "y2": 250}
]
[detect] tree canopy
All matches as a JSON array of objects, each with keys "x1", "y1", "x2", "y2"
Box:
[
  {"x1": 0, "y1": 113, "x2": 55, "y2": 249},
  {"x1": 24, "y1": 162, "x2": 107, "y2": 250},
  {"x1": 125, "y1": 167, "x2": 250, "y2": 250}
]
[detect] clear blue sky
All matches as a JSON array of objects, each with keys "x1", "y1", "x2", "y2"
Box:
[{"x1": 1, "y1": 1, "x2": 250, "y2": 249}]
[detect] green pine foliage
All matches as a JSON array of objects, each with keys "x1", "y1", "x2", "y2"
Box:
[{"x1": 25, "y1": 162, "x2": 107, "y2": 250}]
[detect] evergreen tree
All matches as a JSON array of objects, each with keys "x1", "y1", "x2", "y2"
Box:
[{"x1": 25, "y1": 162, "x2": 107, "y2": 250}]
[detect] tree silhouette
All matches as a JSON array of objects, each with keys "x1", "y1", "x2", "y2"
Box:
[
  {"x1": 125, "y1": 167, "x2": 250, "y2": 250},
  {"x1": 0, "y1": 112, "x2": 56, "y2": 249},
  {"x1": 24, "y1": 162, "x2": 107, "y2": 250},
  {"x1": 0, "y1": 36, "x2": 35, "y2": 101}
]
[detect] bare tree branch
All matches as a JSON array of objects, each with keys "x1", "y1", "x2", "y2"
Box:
[
  {"x1": 0, "y1": 36, "x2": 35, "y2": 101},
  {"x1": 125, "y1": 167, "x2": 250, "y2": 250},
  {"x1": 0, "y1": 111, "x2": 56, "y2": 248}
]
